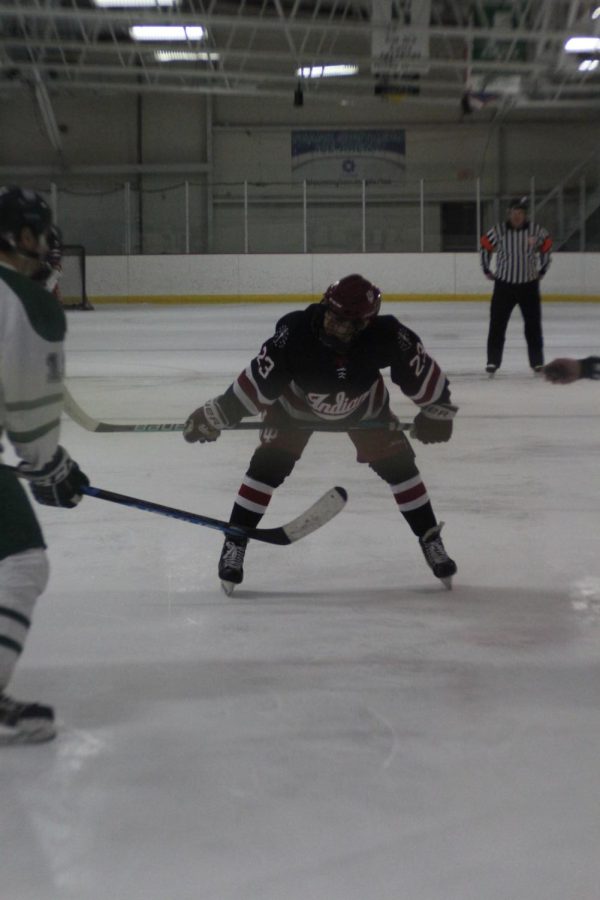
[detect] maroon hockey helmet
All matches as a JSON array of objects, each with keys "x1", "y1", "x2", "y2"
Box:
[{"x1": 322, "y1": 274, "x2": 381, "y2": 323}]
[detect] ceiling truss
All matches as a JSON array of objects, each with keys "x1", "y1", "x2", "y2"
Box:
[{"x1": 0, "y1": 1, "x2": 598, "y2": 111}]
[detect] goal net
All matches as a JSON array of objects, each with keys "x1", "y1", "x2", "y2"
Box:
[{"x1": 59, "y1": 244, "x2": 93, "y2": 310}]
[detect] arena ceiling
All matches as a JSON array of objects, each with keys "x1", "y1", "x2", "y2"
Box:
[{"x1": 1, "y1": 1, "x2": 599, "y2": 115}]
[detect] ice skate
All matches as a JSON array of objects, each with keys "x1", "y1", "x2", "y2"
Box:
[
  {"x1": 485, "y1": 364, "x2": 498, "y2": 378},
  {"x1": 532, "y1": 365, "x2": 543, "y2": 375},
  {"x1": 0, "y1": 693, "x2": 56, "y2": 745},
  {"x1": 419, "y1": 522, "x2": 457, "y2": 589},
  {"x1": 218, "y1": 536, "x2": 248, "y2": 596}
]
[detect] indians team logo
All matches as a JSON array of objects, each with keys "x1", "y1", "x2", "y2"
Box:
[
  {"x1": 306, "y1": 390, "x2": 369, "y2": 418},
  {"x1": 260, "y1": 427, "x2": 280, "y2": 443}
]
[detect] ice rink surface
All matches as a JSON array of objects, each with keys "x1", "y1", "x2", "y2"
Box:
[{"x1": 3, "y1": 300, "x2": 600, "y2": 900}]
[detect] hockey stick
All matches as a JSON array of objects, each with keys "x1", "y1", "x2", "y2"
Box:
[
  {"x1": 79, "y1": 484, "x2": 347, "y2": 545},
  {"x1": 2, "y1": 463, "x2": 347, "y2": 545},
  {"x1": 63, "y1": 386, "x2": 411, "y2": 434}
]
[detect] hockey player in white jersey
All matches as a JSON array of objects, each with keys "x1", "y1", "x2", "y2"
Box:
[{"x1": 0, "y1": 186, "x2": 89, "y2": 743}]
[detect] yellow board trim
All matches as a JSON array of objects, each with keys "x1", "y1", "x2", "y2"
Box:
[{"x1": 89, "y1": 293, "x2": 600, "y2": 305}]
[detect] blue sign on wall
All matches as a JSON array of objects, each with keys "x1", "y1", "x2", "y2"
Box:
[{"x1": 291, "y1": 129, "x2": 406, "y2": 181}]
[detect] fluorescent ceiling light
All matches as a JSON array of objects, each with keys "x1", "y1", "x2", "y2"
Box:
[
  {"x1": 296, "y1": 65, "x2": 358, "y2": 78},
  {"x1": 129, "y1": 25, "x2": 205, "y2": 41},
  {"x1": 579, "y1": 58, "x2": 599, "y2": 71},
  {"x1": 564, "y1": 36, "x2": 600, "y2": 53},
  {"x1": 94, "y1": 0, "x2": 178, "y2": 7},
  {"x1": 155, "y1": 50, "x2": 219, "y2": 62}
]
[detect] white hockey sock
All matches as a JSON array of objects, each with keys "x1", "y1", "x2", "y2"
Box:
[
  {"x1": 234, "y1": 475, "x2": 275, "y2": 517},
  {"x1": 390, "y1": 474, "x2": 430, "y2": 513},
  {"x1": 0, "y1": 548, "x2": 49, "y2": 690}
]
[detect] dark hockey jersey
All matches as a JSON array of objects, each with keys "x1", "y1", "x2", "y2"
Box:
[
  {"x1": 581, "y1": 356, "x2": 600, "y2": 379},
  {"x1": 217, "y1": 304, "x2": 452, "y2": 427}
]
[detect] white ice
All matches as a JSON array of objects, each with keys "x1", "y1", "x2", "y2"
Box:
[{"x1": 3, "y1": 301, "x2": 600, "y2": 900}]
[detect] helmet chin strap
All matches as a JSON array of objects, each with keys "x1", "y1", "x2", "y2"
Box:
[
  {"x1": 318, "y1": 329, "x2": 352, "y2": 353},
  {"x1": 11, "y1": 232, "x2": 48, "y2": 275},
  {"x1": 17, "y1": 245, "x2": 45, "y2": 262}
]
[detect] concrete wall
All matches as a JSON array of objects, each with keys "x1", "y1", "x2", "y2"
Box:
[
  {"x1": 2, "y1": 92, "x2": 600, "y2": 254},
  {"x1": 85, "y1": 252, "x2": 600, "y2": 303}
]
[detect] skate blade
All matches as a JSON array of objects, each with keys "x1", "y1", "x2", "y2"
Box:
[
  {"x1": 0, "y1": 723, "x2": 56, "y2": 745},
  {"x1": 440, "y1": 576, "x2": 453, "y2": 590},
  {"x1": 220, "y1": 580, "x2": 236, "y2": 597}
]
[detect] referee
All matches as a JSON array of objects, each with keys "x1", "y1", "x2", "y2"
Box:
[{"x1": 480, "y1": 196, "x2": 553, "y2": 376}]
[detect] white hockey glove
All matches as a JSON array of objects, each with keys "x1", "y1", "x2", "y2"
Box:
[
  {"x1": 411, "y1": 403, "x2": 458, "y2": 445},
  {"x1": 183, "y1": 399, "x2": 228, "y2": 444}
]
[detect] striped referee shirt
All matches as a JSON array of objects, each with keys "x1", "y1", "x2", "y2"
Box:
[{"x1": 480, "y1": 220, "x2": 552, "y2": 284}]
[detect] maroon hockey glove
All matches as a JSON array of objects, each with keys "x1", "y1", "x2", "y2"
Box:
[
  {"x1": 183, "y1": 400, "x2": 226, "y2": 444},
  {"x1": 543, "y1": 359, "x2": 581, "y2": 384},
  {"x1": 411, "y1": 403, "x2": 458, "y2": 444},
  {"x1": 19, "y1": 446, "x2": 89, "y2": 508}
]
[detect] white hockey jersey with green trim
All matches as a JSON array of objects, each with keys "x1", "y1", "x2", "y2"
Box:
[{"x1": 0, "y1": 262, "x2": 66, "y2": 469}]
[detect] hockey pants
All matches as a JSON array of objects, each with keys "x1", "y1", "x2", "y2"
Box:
[
  {"x1": 487, "y1": 278, "x2": 544, "y2": 369},
  {"x1": 226, "y1": 420, "x2": 437, "y2": 538}
]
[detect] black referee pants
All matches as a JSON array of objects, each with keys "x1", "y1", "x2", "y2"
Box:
[{"x1": 486, "y1": 278, "x2": 544, "y2": 370}]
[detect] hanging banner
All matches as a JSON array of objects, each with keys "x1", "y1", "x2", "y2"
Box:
[
  {"x1": 371, "y1": 0, "x2": 432, "y2": 76},
  {"x1": 473, "y1": 4, "x2": 527, "y2": 63},
  {"x1": 291, "y1": 129, "x2": 406, "y2": 181}
]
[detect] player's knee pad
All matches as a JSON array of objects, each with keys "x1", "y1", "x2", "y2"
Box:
[
  {"x1": 0, "y1": 548, "x2": 49, "y2": 687},
  {"x1": 0, "y1": 547, "x2": 50, "y2": 617},
  {"x1": 247, "y1": 446, "x2": 298, "y2": 488},
  {"x1": 369, "y1": 455, "x2": 420, "y2": 486}
]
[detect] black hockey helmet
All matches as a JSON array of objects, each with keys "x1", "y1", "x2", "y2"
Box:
[
  {"x1": 0, "y1": 185, "x2": 52, "y2": 253},
  {"x1": 321, "y1": 274, "x2": 381, "y2": 323},
  {"x1": 508, "y1": 195, "x2": 529, "y2": 211}
]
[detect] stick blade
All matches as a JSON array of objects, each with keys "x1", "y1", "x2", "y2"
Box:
[
  {"x1": 63, "y1": 386, "x2": 101, "y2": 432},
  {"x1": 279, "y1": 485, "x2": 347, "y2": 544}
]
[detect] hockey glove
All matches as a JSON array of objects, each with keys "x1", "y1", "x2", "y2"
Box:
[
  {"x1": 543, "y1": 359, "x2": 581, "y2": 384},
  {"x1": 19, "y1": 446, "x2": 89, "y2": 508},
  {"x1": 183, "y1": 399, "x2": 227, "y2": 444},
  {"x1": 411, "y1": 403, "x2": 458, "y2": 444}
]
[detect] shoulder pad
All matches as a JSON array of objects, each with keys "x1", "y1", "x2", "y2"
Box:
[
  {"x1": 374, "y1": 315, "x2": 418, "y2": 352},
  {"x1": 0, "y1": 267, "x2": 66, "y2": 342},
  {"x1": 276, "y1": 307, "x2": 308, "y2": 329}
]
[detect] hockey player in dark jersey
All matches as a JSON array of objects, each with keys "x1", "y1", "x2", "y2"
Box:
[{"x1": 183, "y1": 274, "x2": 458, "y2": 594}]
